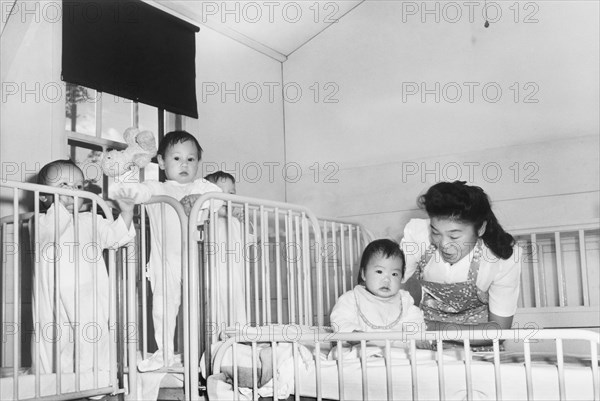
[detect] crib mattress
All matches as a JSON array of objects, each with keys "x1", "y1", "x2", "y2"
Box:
[
  {"x1": 0, "y1": 370, "x2": 111, "y2": 400},
  {"x1": 208, "y1": 347, "x2": 597, "y2": 401}
]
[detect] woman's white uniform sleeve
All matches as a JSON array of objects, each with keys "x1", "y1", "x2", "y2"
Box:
[
  {"x1": 400, "y1": 219, "x2": 429, "y2": 282},
  {"x1": 488, "y1": 245, "x2": 522, "y2": 317}
]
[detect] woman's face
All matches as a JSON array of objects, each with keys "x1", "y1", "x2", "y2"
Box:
[{"x1": 429, "y1": 217, "x2": 486, "y2": 264}]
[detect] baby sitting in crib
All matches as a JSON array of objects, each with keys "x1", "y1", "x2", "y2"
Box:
[{"x1": 330, "y1": 239, "x2": 424, "y2": 335}]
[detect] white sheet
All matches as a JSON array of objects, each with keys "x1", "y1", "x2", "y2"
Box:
[{"x1": 0, "y1": 370, "x2": 111, "y2": 400}]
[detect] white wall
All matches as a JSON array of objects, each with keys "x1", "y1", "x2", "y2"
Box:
[
  {"x1": 186, "y1": 27, "x2": 286, "y2": 201},
  {"x1": 283, "y1": 1, "x2": 600, "y2": 239}
]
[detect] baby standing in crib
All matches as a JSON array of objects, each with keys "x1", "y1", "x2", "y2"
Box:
[
  {"x1": 330, "y1": 239, "x2": 424, "y2": 333},
  {"x1": 34, "y1": 159, "x2": 136, "y2": 374},
  {"x1": 110, "y1": 131, "x2": 223, "y2": 372}
]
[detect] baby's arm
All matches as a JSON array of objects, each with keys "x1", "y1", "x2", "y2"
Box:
[
  {"x1": 110, "y1": 187, "x2": 137, "y2": 228},
  {"x1": 330, "y1": 292, "x2": 362, "y2": 333}
]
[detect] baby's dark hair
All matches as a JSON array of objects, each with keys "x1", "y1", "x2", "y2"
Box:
[
  {"x1": 419, "y1": 181, "x2": 515, "y2": 259},
  {"x1": 357, "y1": 239, "x2": 406, "y2": 285},
  {"x1": 37, "y1": 159, "x2": 80, "y2": 185},
  {"x1": 157, "y1": 131, "x2": 203, "y2": 159},
  {"x1": 204, "y1": 171, "x2": 235, "y2": 184}
]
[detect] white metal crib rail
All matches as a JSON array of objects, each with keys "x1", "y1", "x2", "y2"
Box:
[
  {"x1": 0, "y1": 180, "x2": 124, "y2": 400},
  {"x1": 123, "y1": 195, "x2": 191, "y2": 400},
  {"x1": 214, "y1": 327, "x2": 600, "y2": 401},
  {"x1": 185, "y1": 193, "x2": 373, "y2": 399},
  {"x1": 512, "y1": 222, "x2": 600, "y2": 328}
]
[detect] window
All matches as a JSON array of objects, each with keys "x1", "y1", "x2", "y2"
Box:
[{"x1": 66, "y1": 82, "x2": 178, "y2": 197}]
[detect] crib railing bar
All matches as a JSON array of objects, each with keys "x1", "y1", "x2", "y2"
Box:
[
  {"x1": 260, "y1": 206, "x2": 267, "y2": 324},
  {"x1": 340, "y1": 225, "x2": 347, "y2": 294},
  {"x1": 410, "y1": 339, "x2": 418, "y2": 400},
  {"x1": 126, "y1": 243, "x2": 138, "y2": 400},
  {"x1": 54, "y1": 192, "x2": 62, "y2": 393},
  {"x1": 302, "y1": 214, "x2": 313, "y2": 325},
  {"x1": 272, "y1": 342, "x2": 278, "y2": 401},
  {"x1": 337, "y1": 341, "x2": 345, "y2": 401},
  {"x1": 251, "y1": 342, "x2": 258, "y2": 401},
  {"x1": 464, "y1": 338, "x2": 473, "y2": 401},
  {"x1": 92, "y1": 201, "x2": 99, "y2": 389},
  {"x1": 360, "y1": 340, "x2": 368, "y2": 401},
  {"x1": 332, "y1": 222, "x2": 339, "y2": 302},
  {"x1": 578, "y1": 230, "x2": 590, "y2": 306},
  {"x1": 493, "y1": 339, "x2": 502, "y2": 400},
  {"x1": 160, "y1": 202, "x2": 169, "y2": 359},
  {"x1": 323, "y1": 224, "x2": 330, "y2": 316},
  {"x1": 530, "y1": 234, "x2": 541, "y2": 307},
  {"x1": 275, "y1": 208, "x2": 283, "y2": 324},
  {"x1": 74, "y1": 201, "x2": 81, "y2": 390},
  {"x1": 555, "y1": 232, "x2": 566, "y2": 307},
  {"x1": 348, "y1": 225, "x2": 354, "y2": 294},
  {"x1": 315, "y1": 341, "x2": 322, "y2": 401},
  {"x1": 384, "y1": 340, "x2": 393, "y2": 401},
  {"x1": 253, "y1": 209, "x2": 260, "y2": 325},
  {"x1": 227, "y1": 202, "x2": 234, "y2": 325},
  {"x1": 285, "y1": 212, "x2": 294, "y2": 324},
  {"x1": 244, "y1": 203, "x2": 251, "y2": 324},
  {"x1": 524, "y1": 340, "x2": 533, "y2": 400},
  {"x1": 141, "y1": 206, "x2": 148, "y2": 358},
  {"x1": 437, "y1": 339, "x2": 445, "y2": 401},
  {"x1": 108, "y1": 247, "x2": 118, "y2": 393},
  {"x1": 12, "y1": 189, "x2": 20, "y2": 400},
  {"x1": 265, "y1": 208, "x2": 273, "y2": 324},
  {"x1": 556, "y1": 338, "x2": 566, "y2": 400},
  {"x1": 293, "y1": 342, "x2": 301, "y2": 401},
  {"x1": 232, "y1": 342, "x2": 239, "y2": 400},
  {"x1": 539, "y1": 241, "x2": 549, "y2": 307},
  {"x1": 295, "y1": 216, "x2": 304, "y2": 325},
  {"x1": 34, "y1": 193, "x2": 41, "y2": 398}
]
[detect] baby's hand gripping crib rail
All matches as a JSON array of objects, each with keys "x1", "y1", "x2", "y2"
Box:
[
  {"x1": 0, "y1": 180, "x2": 128, "y2": 400},
  {"x1": 210, "y1": 327, "x2": 600, "y2": 401}
]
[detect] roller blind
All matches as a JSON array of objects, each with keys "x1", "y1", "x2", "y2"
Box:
[{"x1": 62, "y1": 0, "x2": 200, "y2": 118}]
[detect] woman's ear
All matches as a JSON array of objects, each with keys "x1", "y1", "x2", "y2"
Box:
[{"x1": 478, "y1": 221, "x2": 488, "y2": 237}]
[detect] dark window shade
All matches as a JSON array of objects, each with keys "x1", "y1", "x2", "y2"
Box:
[{"x1": 62, "y1": 0, "x2": 200, "y2": 118}]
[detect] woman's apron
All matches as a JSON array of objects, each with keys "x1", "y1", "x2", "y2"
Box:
[{"x1": 416, "y1": 239, "x2": 489, "y2": 325}]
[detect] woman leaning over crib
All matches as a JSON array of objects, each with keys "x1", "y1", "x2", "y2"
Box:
[{"x1": 400, "y1": 181, "x2": 522, "y2": 343}]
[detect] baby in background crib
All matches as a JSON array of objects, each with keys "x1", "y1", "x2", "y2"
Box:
[
  {"x1": 330, "y1": 239, "x2": 424, "y2": 335},
  {"x1": 110, "y1": 131, "x2": 223, "y2": 372},
  {"x1": 33, "y1": 159, "x2": 136, "y2": 374},
  {"x1": 203, "y1": 171, "x2": 248, "y2": 332}
]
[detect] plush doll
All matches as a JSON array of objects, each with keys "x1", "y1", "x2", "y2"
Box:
[{"x1": 101, "y1": 127, "x2": 157, "y2": 177}]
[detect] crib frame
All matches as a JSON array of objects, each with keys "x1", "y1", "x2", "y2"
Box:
[
  {"x1": 0, "y1": 180, "x2": 126, "y2": 400},
  {"x1": 211, "y1": 327, "x2": 600, "y2": 401}
]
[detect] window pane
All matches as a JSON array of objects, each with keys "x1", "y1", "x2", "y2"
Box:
[
  {"x1": 139, "y1": 103, "x2": 159, "y2": 134},
  {"x1": 65, "y1": 83, "x2": 97, "y2": 136},
  {"x1": 101, "y1": 93, "x2": 133, "y2": 142}
]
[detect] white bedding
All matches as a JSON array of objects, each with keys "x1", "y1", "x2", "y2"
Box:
[
  {"x1": 208, "y1": 343, "x2": 597, "y2": 400},
  {"x1": 0, "y1": 370, "x2": 111, "y2": 400}
]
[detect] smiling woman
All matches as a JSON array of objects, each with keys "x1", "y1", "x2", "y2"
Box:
[{"x1": 401, "y1": 181, "x2": 521, "y2": 335}]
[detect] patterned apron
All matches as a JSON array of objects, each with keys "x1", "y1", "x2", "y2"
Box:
[{"x1": 416, "y1": 239, "x2": 489, "y2": 325}]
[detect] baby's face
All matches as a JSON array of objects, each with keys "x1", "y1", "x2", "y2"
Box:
[
  {"x1": 216, "y1": 178, "x2": 236, "y2": 194},
  {"x1": 44, "y1": 164, "x2": 85, "y2": 213},
  {"x1": 361, "y1": 255, "x2": 403, "y2": 298},
  {"x1": 158, "y1": 140, "x2": 200, "y2": 184}
]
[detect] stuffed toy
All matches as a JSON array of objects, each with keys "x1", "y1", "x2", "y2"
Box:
[{"x1": 101, "y1": 127, "x2": 157, "y2": 177}]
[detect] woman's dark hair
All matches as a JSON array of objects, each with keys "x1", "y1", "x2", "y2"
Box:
[
  {"x1": 419, "y1": 181, "x2": 515, "y2": 259},
  {"x1": 357, "y1": 239, "x2": 406, "y2": 285}
]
